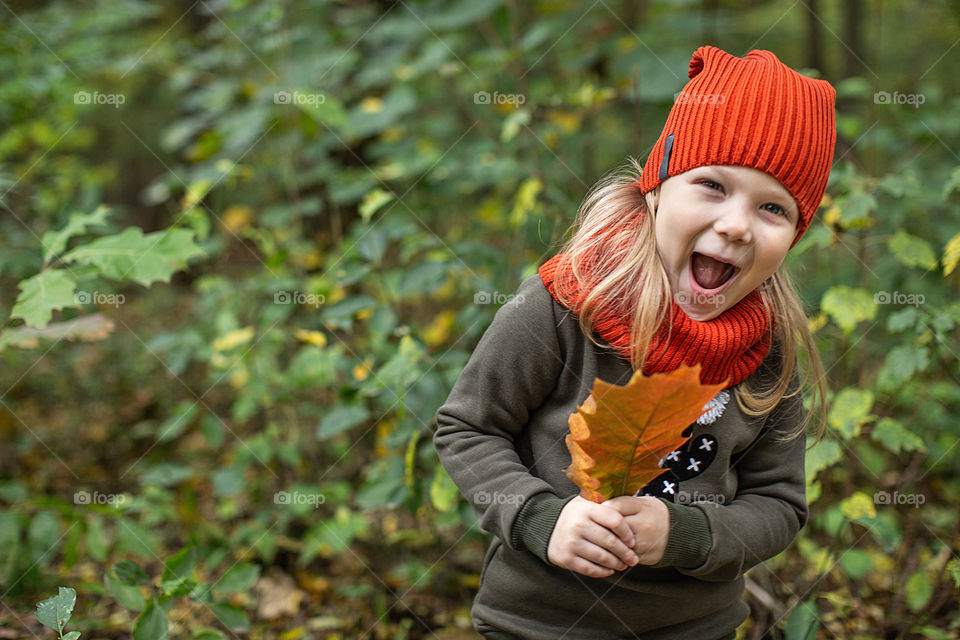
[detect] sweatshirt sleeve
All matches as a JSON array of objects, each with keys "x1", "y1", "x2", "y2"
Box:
[
  {"x1": 670, "y1": 378, "x2": 809, "y2": 582},
  {"x1": 432, "y1": 274, "x2": 566, "y2": 552}
]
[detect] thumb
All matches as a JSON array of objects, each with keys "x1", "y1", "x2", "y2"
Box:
[{"x1": 601, "y1": 495, "x2": 647, "y2": 515}]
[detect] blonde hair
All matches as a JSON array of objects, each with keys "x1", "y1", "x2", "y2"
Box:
[{"x1": 546, "y1": 157, "x2": 827, "y2": 446}]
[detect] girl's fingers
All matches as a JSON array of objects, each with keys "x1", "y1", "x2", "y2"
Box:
[
  {"x1": 589, "y1": 504, "x2": 637, "y2": 549},
  {"x1": 568, "y1": 556, "x2": 615, "y2": 578},
  {"x1": 582, "y1": 521, "x2": 639, "y2": 567},
  {"x1": 575, "y1": 538, "x2": 632, "y2": 572}
]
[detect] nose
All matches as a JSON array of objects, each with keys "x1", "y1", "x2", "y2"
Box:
[{"x1": 713, "y1": 198, "x2": 752, "y2": 243}]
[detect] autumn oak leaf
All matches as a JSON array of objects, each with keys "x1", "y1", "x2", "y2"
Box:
[{"x1": 564, "y1": 363, "x2": 728, "y2": 503}]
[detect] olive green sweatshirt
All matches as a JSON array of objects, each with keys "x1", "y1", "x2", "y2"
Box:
[{"x1": 432, "y1": 273, "x2": 808, "y2": 640}]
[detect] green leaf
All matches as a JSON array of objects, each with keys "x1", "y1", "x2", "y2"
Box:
[
  {"x1": 134, "y1": 599, "x2": 168, "y2": 640},
  {"x1": 41, "y1": 205, "x2": 111, "y2": 264},
  {"x1": 115, "y1": 519, "x2": 160, "y2": 558},
  {"x1": 85, "y1": 515, "x2": 108, "y2": 562},
  {"x1": 27, "y1": 511, "x2": 60, "y2": 565},
  {"x1": 105, "y1": 570, "x2": 146, "y2": 612},
  {"x1": 877, "y1": 345, "x2": 930, "y2": 392},
  {"x1": 61, "y1": 227, "x2": 205, "y2": 287},
  {"x1": 113, "y1": 560, "x2": 150, "y2": 586},
  {"x1": 63, "y1": 632, "x2": 81, "y2": 640},
  {"x1": 918, "y1": 626, "x2": 952, "y2": 640},
  {"x1": 429, "y1": 463, "x2": 460, "y2": 512},
  {"x1": 35, "y1": 587, "x2": 77, "y2": 632},
  {"x1": 887, "y1": 307, "x2": 919, "y2": 333},
  {"x1": 835, "y1": 190, "x2": 876, "y2": 227},
  {"x1": 783, "y1": 599, "x2": 820, "y2": 640},
  {"x1": 213, "y1": 562, "x2": 260, "y2": 594},
  {"x1": 838, "y1": 549, "x2": 872, "y2": 579},
  {"x1": 10, "y1": 269, "x2": 79, "y2": 328},
  {"x1": 295, "y1": 92, "x2": 348, "y2": 129},
  {"x1": 162, "y1": 546, "x2": 197, "y2": 582},
  {"x1": 501, "y1": 108, "x2": 531, "y2": 143},
  {"x1": 805, "y1": 438, "x2": 842, "y2": 480},
  {"x1": 828, "y1": 387, "x2": 874, "y2": 439},
  {"x1": 316, "y1": 404, "x2": 370, "y2": 440},
  {"x1": 820, "y1": 286, "x2": 877, "y2": 334},
  {"x1": 210, "y1": 603, "x2": 250, "y2": 631},
  {"x1": 358, "y1": 188, "x2": 395, "y2": 224},
  {"x1": 906, "y1": 571, "x2": 933, "y2": 612},
  {"x1": 870, "y1": 417, "x2": 927, "y2": 454},
  {"x1": 947, "y1": 558, "x2": 960, "y2": 588},
  {"x1": 889, "y1": 229, "x2": 938, "y2": 270},
  {"x1": 189, "y1": 627, "x2": 226, "y2": 640}
]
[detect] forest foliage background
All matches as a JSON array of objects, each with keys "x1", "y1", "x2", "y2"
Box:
[{"x1": 1, "y1": 1, "x2": 959, "y2": 638}]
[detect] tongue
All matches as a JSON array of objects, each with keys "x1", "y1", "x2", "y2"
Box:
[{"x1": 692, "y1": 253, "x2": 734, "y2": 290}]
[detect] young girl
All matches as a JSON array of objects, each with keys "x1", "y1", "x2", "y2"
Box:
[{"x1": 433, "y1": 45, "x2": 835, "y2": 640}]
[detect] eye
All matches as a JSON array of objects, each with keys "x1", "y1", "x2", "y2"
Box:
[
  {"x1": 699, "y1": 179, "x2": 723, "y2": 192},
  {"x1": 762, "y1": 203, "x2": 788, "y2": 217}
]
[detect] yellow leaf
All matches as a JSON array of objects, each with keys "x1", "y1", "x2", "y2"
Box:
[
  {"x1": 229, "y1": 368, "x2": 248, "y2": 389},
  {"x1": 510, "y1": 177, "x2": 542, "y2": 228},
  {"x1": 381, "y1": 125, "x2": 405, "y2": 142},
  {"x1": 279, "y1": 627, "x2": 306, "y2": 640},
  {"x1": 352, "y1": 356, "x2": 373, "y2": 381},
  {"x1": 841, "y1": 491, "x2": 877, "y2": 520},
  {"x1": 355, "y1": 308, "x2": 373, "y2": 321},
  {"x1": 942, "y1": 231, "x2": 960, "y2": 276},
  {"x1": 360, "y1": 97, "x2": 383, "y2": 113},
  {"x1": 808, "y1": 312, "x2": 828, "y2": 334},
  {"x1": 423, "y1": 309, "x2": 456, "y2": 347},
  {"x1": 221, "y1": 205, "x2": 253, "y2": 233},
  {"x1": 375, "y1": 417, "x2": 396, "y2": 457},
  {"x1": 548, "y1": 110, "x2": 582, "y2": 133},
  {"x1": 432, "y1": 275, "x2": 458, "y2": 301},
  {"x1": 823, "y1": 203, "x2": 842, "y2": 229},
  {"x1": 326, "y1": 286, "x2": 346, "y2": 305},
  {"x1": 212, "y1": 326, "x2": 254, "y2": 351},
  {"x1": 293, "y1": 328, "x2": 327, "y2": 348},
  {"x1": 565, "y1": 364, "x2": 727, "y2": 502},
  {"x1": 616, "y1": 36, "x2": 637, "y2": 52}
]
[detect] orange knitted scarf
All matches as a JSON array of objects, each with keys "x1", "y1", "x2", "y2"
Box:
[{"x1": 537, "y1": 252, "x2": 774, "y2": 388}]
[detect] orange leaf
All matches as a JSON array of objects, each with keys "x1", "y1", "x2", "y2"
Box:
[{"x1": 563, "y1": 363, "x2": 727, "y2": 502}]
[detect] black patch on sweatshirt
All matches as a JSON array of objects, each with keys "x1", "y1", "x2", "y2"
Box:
[{"x1": 638, "y1": 430, "x2": 718, "y2": 502}]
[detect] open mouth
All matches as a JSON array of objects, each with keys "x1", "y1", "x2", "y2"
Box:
[{"x1": 690, "y1": 252, "x2": 739, "y2": 292}]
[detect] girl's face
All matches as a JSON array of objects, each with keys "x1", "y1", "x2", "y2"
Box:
[{"x1": 647, "y1": 165, "x2": 799, "y2": 321}]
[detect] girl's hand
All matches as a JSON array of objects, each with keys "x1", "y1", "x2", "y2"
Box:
[
  {"x1": 601, "y1": 496, "x2": 670, "y2": 566},
  {"x1": 547, "y1": 495, "x2": 640, "y2": 577}
]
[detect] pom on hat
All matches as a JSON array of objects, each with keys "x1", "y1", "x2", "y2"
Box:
[{"x1": 638, "y1": 45, "x2": 837, "y2": 248}]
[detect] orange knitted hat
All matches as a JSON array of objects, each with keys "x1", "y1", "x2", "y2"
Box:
[{"x1": 638, "y1": 45, "x2": 837, "y2": 248}]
